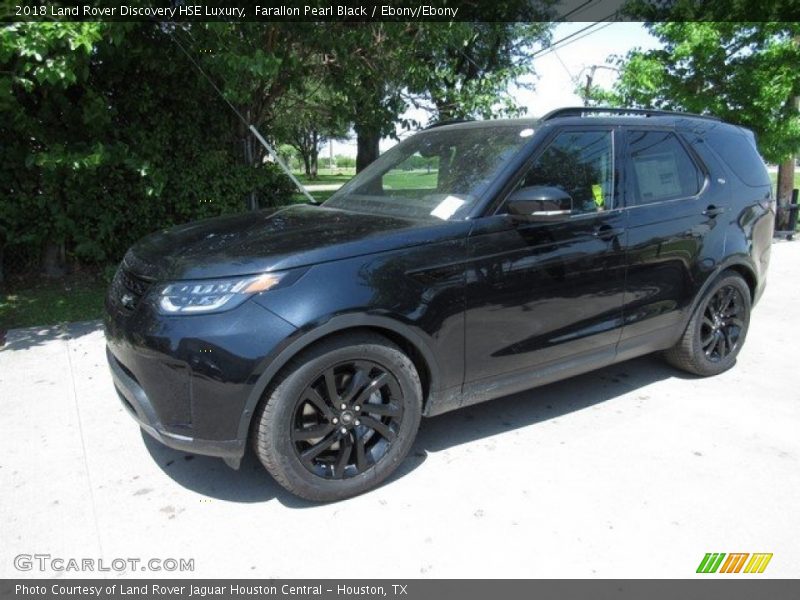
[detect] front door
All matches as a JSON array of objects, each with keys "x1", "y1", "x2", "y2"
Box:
[{"x1": 463, "y1": 127, "x2": 628, "y2": 401}]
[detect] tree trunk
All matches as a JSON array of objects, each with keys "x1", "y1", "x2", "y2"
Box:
[
  {"x1": 0, "y1": 244, "x2": 5, "y2": 288},
  {"x1": 310, "y1": 150, "x2": 318, "y2": 179},
  {"x1": 775, "y1": 84, "x2": 800, "y2": 229},
  {"x1": 776, "y1": 158, "x2": 796, "y2": 230},
  {"x1": 355, "y1": 126, "x2": 381, "y2": 173},
  {"x1": 301, "y1": 152, "x2": 311, "y2": 177},
  {"x1": 310, "y1": 130, "x2": 319, "y2": 180},
  {"x1": 41, "y1": 241, "x2": 65, "y2": 278},
  {"x1": 776, "y1": 61, "x2": 800, "y2": 230},
  {"x1": 434, "y1": 96, "x2": 454, "y2": 122}
]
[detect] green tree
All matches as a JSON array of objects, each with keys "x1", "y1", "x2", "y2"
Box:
[
  {"x1": 277, "y1": 144, "x2": 300, "y2": 171},
  {"x1": 1, "y1": 22, "x2": 122, "y2": 277},
  {"x1": 335, "y1": 155, "x2": 356, "y2": 169},
  {"x1": 176, "y1": 22, "x2": 323, "y2": 206},
  {"x1": 0, "y1": 22, "x2": 295, "y2": 281},
  {"x1": 321, "y1": 14, "x2": 553, "y2": 172},
  {"x1": 409, "y1": 22, "x2": 553, "y2": 121},
  {"x1": 273, "y1": 83, "x2": 349, "y2": 178},
  {"x1": 320, "y1": 23, "x2": 412, "y2": 172},
  {"x1": 1, "y1": 17, "x2": 558, "y2": 283}
]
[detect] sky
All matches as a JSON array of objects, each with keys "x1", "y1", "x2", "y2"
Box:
[
  {"x1": 327, "y1": 22, "x2": 660, "y2": 159},
  {"x1": 512, "y1": 21, "x2": 659, "y2": 115}
]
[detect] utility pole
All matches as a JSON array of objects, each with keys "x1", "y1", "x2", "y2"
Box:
[
  {"x1": 583, "y1": 65, "x2": 597, "y2": 107},
  {"x1": 580, "y1": 65, "x2": 618, "y2": 107}
]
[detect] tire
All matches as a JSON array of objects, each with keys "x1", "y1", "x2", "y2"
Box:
[
  {"x1": 664, "y1": 271, "x2": 751, "y2": 377},
  {"x1": 252, "y1": 331, "x2": 422, "y2": 502}
]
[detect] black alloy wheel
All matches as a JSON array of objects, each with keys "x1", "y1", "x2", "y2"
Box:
[
  {"x1": 253, "y1": 332, "x2": 422, "y2": 502},
  {"x1": 291, "y1": 360, "x2": 404, "y2": 479},
  {"x1": 664, "y1": 271, "x2": 751, "y2": 377},
  {"x1": 700, "y1": 285, "x2": 746, "y2": 362}
]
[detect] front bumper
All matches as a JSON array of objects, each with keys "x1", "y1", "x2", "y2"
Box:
[
  {"x1": 105, "y1": 291, "x2": 297, "y2": 468},
  {"x1": 107, "y1": 346, "x2": 246, "y2": 467}
]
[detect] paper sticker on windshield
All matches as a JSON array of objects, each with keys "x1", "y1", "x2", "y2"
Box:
[
  {"x1": 519, "y1": 128, "x2": 534, "y2": 138},
  {"x1": 430, "y1": 195, "x2": 465, "y2": 220}
]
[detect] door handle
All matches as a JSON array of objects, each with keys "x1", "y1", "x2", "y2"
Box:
[
  {"x1": 703, "y1": 205, "x2": 726, "y2": 217},
  {"x1": 593, "y1": 225, "x2": 624, "y2": 240}
]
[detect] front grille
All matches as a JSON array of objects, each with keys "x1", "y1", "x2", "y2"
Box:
[
  {"x1": 111, "y1": 265, "x2": 154, "y2": 312},
  {"x1": 121, "y1": 269, "x2": 151, "y2": 297}
]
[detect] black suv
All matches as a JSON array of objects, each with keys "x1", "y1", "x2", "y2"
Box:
[{"x1": 105, "y1": 107, "x2": 774, "y2": 501}]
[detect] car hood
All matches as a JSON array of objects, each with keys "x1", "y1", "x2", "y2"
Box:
[{"x1": 124, "y1": 204, "x2": 464, "y2": 280}]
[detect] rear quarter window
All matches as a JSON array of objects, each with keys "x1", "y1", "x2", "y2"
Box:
[{"x1": 705, "y1": 129, "x2": 771, "y2": 187}]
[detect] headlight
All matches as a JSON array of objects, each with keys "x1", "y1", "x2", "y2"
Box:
[{"x1": 156, "y1": 272, "x2": 287, "y2": 314}]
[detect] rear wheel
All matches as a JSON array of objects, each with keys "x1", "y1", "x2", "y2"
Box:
[
  {"x1": 253, "y1": 332, "x2": 422, "y2": 502},
  {"x1": 664, "y1": 271, "x2": 751, "y2": 376}
]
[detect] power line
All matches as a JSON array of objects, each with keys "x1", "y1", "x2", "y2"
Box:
[
  {"x1": 551, "y1": 21, "x2": 616, "y2": 54},
  {"x1": 552, "y1": 49, "x2": 579, "y2": 84},
  {"x1": 531, "y1": 15, "x2": 618, "y2": 60},
  {"x1": 533, "y1": 20, "x2": 617, "y2": 60},
  {"x1": 532, "y1": 22, "x2": 601, "y2": 57},
  {"x1": 555, "y1": 0, "x2": 599, "y2": 21}
]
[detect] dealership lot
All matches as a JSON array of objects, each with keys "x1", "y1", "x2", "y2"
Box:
[{"x1": 1, "y1": 241, "x2": 798, "y2": 579}]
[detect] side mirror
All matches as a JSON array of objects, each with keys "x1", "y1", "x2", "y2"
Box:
[{"x1": 506, "y1": 186, "x2": 573, "y2": 222}]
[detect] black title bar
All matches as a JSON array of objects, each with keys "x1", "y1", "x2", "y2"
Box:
[{"x1": 4, "y1": 0, "x2": 800, "y2": 23}]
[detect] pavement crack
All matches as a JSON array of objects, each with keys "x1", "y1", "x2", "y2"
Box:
[{"x1": 65, "y1": 331, "x2": 105, "y2": 556}]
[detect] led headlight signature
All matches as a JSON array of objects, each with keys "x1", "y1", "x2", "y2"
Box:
[{"x1": 156, "y1": 271, "x2": 289, "y2": 314}]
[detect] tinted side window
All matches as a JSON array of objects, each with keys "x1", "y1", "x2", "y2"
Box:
[
  {"x1": 627, "y1": 131, "x2": 703, "y2": 205},
  {"x1": 514, "y1": 129, "x2": 614, "y2": 214},
  {"x1": 705, "y1": 129, "x2": 771, "y2": 187}
]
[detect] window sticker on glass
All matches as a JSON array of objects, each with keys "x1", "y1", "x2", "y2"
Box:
[
  {"x1": 633, "y1": 151, "x2": 682, "y2": 201},
  {"x1": 430, "y1": 195, "x2": 466, "y2": 220},
  {"x1": 519, "y1": 128, "x2": 534, "y2": 138}
]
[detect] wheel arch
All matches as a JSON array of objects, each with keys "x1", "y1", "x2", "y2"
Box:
[
  {"x1": 687, "y1": 257, "x2": 758, "y2": 322},
  {"x1": 236, "y1": 314, "x2": 441, "y2": 443},
  {"x1": 724, "y1": 262, "x2": 757, "y2": 302}
]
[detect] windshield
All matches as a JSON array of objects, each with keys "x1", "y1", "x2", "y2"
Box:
[{"x1": 323, "y1": 122, "x2": 536, "y2": 220}]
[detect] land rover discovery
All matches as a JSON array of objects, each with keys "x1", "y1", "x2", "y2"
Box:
[{"x1": 105, "y1": 107, "x2": 774, "y2": 501}]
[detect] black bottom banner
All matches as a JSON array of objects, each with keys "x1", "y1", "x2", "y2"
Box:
[{"x1": 2, "y1": 580, "x2": 800, "y2": 600}]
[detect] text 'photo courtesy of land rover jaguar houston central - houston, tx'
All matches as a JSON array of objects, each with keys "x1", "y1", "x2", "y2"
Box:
[{"x1": 105, "y1": 107, "x2": 774, "y2": 501}]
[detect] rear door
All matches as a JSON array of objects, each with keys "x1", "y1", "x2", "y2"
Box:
[{"x1": 617, "y1": 127, "x2": 728, "y2": 357}]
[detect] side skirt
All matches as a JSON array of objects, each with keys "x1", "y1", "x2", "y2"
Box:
[{"x1": 427, "y1": 345, "x2": 617, "y2": 417}]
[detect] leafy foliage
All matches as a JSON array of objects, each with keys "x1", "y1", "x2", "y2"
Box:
[
  {"x1": 408, "y1": 22, "x2": 553, "y2": 121},
  {"x1": 1, "y1": 23, "x2": 295, "y2": 278},
  {"x1": 1, "y1": 17, "x2": 554, "y2": 281},
  {"x1": 272, "y1": 82, "x2": 350, "y2": 178},
  {"x1": 319, "y1": 23, "x2": 417, "y2": 170},
  {"x1": 317, "y1": 19, "x2": 554, "y2": 170}
]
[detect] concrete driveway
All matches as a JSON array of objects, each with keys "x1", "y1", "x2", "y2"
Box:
[{"x1": 1, "y1": 242, "x2": 799, "y2": 579}]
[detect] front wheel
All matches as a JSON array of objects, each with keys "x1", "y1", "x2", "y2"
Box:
[
  {"x1": 253, "y1": 332, "x2": 422, "y2": 502},
  {"x1": 664, "y1": 271, "x2": 751, "y2": 377}
]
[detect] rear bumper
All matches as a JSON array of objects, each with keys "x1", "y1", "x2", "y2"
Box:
[{"x1": 107, "y1": 346, "x2": 246, "y2": 466}]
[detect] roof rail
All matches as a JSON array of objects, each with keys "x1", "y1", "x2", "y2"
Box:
[
  {"x1": 425, "y1": 118, "x2": 475, "y2": 129},
  {"x1": 540, "y1": 106, "x2": 722, "y2": 122}
]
